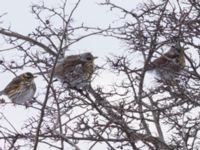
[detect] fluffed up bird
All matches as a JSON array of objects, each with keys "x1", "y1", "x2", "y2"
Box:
[
  {"x1": 0, "y1": 72, "x2": 36, "y2": 105},
  {"x1": 146, "y1": 42, "x2": 185, "y2": 81},
  {"x1": 50, "y1": 52, "x2": 98, "y2": 89}
]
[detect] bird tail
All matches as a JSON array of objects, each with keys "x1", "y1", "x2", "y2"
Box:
[
  {"x1": 0, "y1": 90, "x2": 4, "y2": 96},
  {"x1": 0, "y1": 91, "x2": 6, "y2": 104}
]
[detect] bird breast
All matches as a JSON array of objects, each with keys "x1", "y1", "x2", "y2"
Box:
[
  {"x1": 82, "y1": 62, "x2": 95, "y2": 78},
  {"x1": 8, "y1": 82, "x2": 36, "y2": 104}
]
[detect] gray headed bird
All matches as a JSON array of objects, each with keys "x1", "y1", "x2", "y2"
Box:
[
  {"x1": 51, "y1": 52, "x2": 98, "y2": 89},
  {"x1": 146, "y1": 42, "x2": 185, "y2": 80}
]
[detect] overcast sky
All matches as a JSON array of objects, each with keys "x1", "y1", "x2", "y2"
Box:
[
  {"x1": 0, "y1": 0, "x2": 145, "y2": 92},
  {"x1": 0, "y1": 1, "x2": 198, "y2": 149},
  {"x1": 0, "y1": 0, "x2": 143, "y2": 149}
]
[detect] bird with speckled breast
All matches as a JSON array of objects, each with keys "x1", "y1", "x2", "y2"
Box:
[
  {"x1": 146, "y1": 41, "x2": 185, "y2": 81},
  {"x1": 50, "y1": 52, "x2": 98, "y2": 89},
  {"x1": 0, "y1": 72, "x2": 36, "y2": 105}
]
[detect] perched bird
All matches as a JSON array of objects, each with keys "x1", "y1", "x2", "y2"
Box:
[
  {"x1": 146, "y1": 42, "x2": 185, "y2": 81},
  {"x1": 51, "y1": 52, "x2": 98, "y2": 89},
  {"x1": 0, "y1": 72, "x2": 36, "y2": 105}
]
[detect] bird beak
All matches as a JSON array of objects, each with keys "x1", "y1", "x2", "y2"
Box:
[
  {"x1": 33, "y1": 75, "x2": 37, "y2": 78},
  {"x1": 93, "y1": 56, "x2": 98, "y2": 59}
]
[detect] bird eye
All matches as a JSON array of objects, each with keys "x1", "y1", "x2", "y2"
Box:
[
  {"x1": 86, "y1": 57, "x2": 92, "y2": 60},
  {"x1": 25, "y1": 72, "x2": 33, "y2": 78}
]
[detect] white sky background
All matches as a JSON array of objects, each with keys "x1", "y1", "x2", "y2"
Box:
[
  {"x1": 0, "y1": 0, "x2": 144, "y2": 150},
  {"x1": 1, "y1": 0, "x2": 199, "y2": 149},
  {"x1": 0, "y1": 0, "x2": 142, "y2": 88}
]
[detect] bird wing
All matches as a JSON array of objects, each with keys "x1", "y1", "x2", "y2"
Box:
[
  {"x1": 52, "y1": 55, "x2": 83, "y2": 78},
  {"x1": 150, "y1": 49, "x2": 180, "y2": 68},
  {"x1": 62, "y1": 55, "x2": 83, "y2": 72},
  {"x1": 3, "y1": 76, "x2": 23, "y2": 96}
]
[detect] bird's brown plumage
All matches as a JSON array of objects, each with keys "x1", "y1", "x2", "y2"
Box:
[
  {"x1": 1, "y1": 72, "x2": 36, "y2": 105},
  {"x1": 146, "y1": 43, "x2": 185, "y2": 81},
  {"x1": 52, "y1": 52, "x2": 97, "y2": 89}
]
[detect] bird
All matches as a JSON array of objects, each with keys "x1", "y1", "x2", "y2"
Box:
[
  {"x1": 0, "y1": 72, "x2": 37, "y2": 105},
  {"x1": 50, "y1": 52, "x2": 98, "y2": 89},
  {"x1": 146, "y1": 42, "x2": 185, "y2": 81}
]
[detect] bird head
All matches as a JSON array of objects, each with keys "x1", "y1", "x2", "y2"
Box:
[
  {"x1": 80, "y1": 52, "x2": 98, "y2": 63},
  {"x1": 168, "y1": 36, "x2": 184, "y2": 54},
  {"x1": 22, "y1": 72, "x2": 37, "y2": 81},
  {"x1": 170, "y1": 43, "x2": 184, "y2": 56}
]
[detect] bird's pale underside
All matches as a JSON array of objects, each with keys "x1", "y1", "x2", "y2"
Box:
[
  {"x1": 0, "y1": 72, "x2": 36, "y2": 106},
  {"x1": 146, "y1": 43, "x2": 185, "y2": 81}
]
